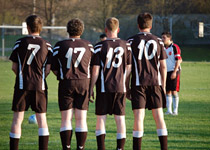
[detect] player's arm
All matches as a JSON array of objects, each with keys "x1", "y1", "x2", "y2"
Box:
[
  {"x1": 89, "y1": 65, "x2": 100, "y2": 101},
  {"x1": 171, "y1": 58, "x2": 182, "y2": 79},
  {"x1": 126, "y1": 64, "x2": 132, "y2": 78},
  {"x1": 45, "y1": 64, "x2": 51, "y2": 77},
  {"x1": 12, "y1": 62, "x2": 18, "y2": 75},
  {"x1": 160, "y1": 59, "x2": 167, "y2": 92}
]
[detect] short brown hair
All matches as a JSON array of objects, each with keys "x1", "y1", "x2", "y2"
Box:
[
  {"x1": 67, "y1": 18, "x2": 84, "y2": 36},
  {"x1": 26, "y1": 15, "x2": 43, "y2": 33},
  {"x1": 137, "y1": 13, "x2": 153, "y2": 29},
  {"x1": 106, "y1": 17, "x2": 119, "y2": 32},
  {"x1": 162, "y1": 31, "x2": 172, "y2": 40}
]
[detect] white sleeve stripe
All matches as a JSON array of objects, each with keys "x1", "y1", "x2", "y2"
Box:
[
  {"x1": 13, "y1": 44, "x2": 19, "y2": 50},
  {"x1": 53, "y1": 46, "x2": 60, "y2": 50},
  {"x1": 94, "y1": 44, "x2": 102, "y2": 49},
  {"x1": 175, "y1": 54, "x2": 181, "y2": 57},
  {"x1": 126, "y1": 43, "x2": 131, "y2": 46},
  {"x1": 90, "y1": 48, "x2": 94, "y2": 53},
  {"x1": 128, "y1": 47, "x2": 132, "y2": 51},
  {"x1": 94, "y1": 48, "x2": 101, "y2": 54},
  {"x1": 48, "y1": 47, "x2": 53, "y2": 52},
  {"x1": 46, "y1": 43, "x2": 51, "y2": 46},
  {"x1": 53, "y1": 51, "x2": 58, "y2": 56},
  {"x1": 15, "y1": 40, "x2": 21, "y2": 44},
  {"x1": 88, "y1": 44, "x2": 93, "y2": 47}
]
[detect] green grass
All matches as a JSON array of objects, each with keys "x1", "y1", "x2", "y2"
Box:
[{"x1": 0, "y1": 60, "x2": 210, "y2": 150}]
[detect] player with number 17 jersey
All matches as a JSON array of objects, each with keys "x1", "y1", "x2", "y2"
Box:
[
  {"x1": 9, "y1": 35, "x2": 53, "y2": 91},
  {"x1": 52, "y1": 39, "x2": 93, "y2": 80},
  {"x1": 127, "y1": 32, "x2": 167, "y2": 87}
]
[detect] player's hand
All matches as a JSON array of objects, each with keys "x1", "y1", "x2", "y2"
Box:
[
  {"x1": 171, "y1": 71, "x2": 177, "y2": 80},
  {"x1": 89, "y1": 89, "x2": 94, "y2": 103}
]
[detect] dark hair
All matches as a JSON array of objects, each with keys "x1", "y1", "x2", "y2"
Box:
[
  {"x1": 106, "y1": 17, "x2": 119, "y2": 32},
  {"x1": 100, "y1": 33, "x2": 106, "y2": 39},
  {"x1": 162, "y1": 31, "x2": 172, "y2": 40},
  {"x1": 26, "y1": 15, "x2": 43, "y2": 33},
  {"x1": 67, "y1": 18, "x2": 84, "y2": 36},
  {"x1": 137, "y1": 13, "x2": 153, "y2": 29}
]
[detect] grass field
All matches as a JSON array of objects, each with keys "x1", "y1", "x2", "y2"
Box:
[{"x1": 0, "y1": 60, "x2": 210, "y2": 150}]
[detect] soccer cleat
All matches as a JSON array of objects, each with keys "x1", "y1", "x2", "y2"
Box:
[
  {"x1": 172, "y1": 112, "x2": 178, "y2": 116},
  {"x1": 165, "y1": 111, "x2": 172, "y2": 115}
]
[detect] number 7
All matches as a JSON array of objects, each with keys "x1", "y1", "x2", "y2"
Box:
[{"x1": 27, "y1": 44, "x2": 41, "y2": 65}]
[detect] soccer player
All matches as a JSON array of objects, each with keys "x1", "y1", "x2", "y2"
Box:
[
  {"x1": 9, "y1": 15, "x2": 52, "y2": 150},
  {"x1": 127, "y1": 13, "x2": 168, "y2": 150},
  {"x1": 162, "y1": 32, "x2": 182, "y2": 115},
  {"x1": 89, "y1": 17, "x2": 132, "y2": 150},
  {"x1": 51, "y1": 18, "x2": 94, "y2": 150}
]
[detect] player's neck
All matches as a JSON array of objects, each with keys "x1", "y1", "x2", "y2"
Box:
[
  {"x1": 139, "y1": 28, "x2": 150, "y2": 33},
  {"x1": 70, "y1": 36, "x2": 80, "y2": 39},
  {"x1": 30, "y1": 33, "x2": 40, "y2": 36},
  {"x1": 165, "y1": 41, "x2": 173, "y2": 48},
  {"x1": 106, "y1": 32, "x2": 118, "y2": 39}
]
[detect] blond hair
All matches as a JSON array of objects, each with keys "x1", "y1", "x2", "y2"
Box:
[{"x1": 106, "y1": 17, "x2": 119, "y2": 32}]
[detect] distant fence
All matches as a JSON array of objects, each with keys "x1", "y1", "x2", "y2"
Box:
[
  {"x1": 1, "y1": 14, "x2": 210, "y2": 57},
  {"x1": 0, "y1": 25, "x2": 67, "y2": 57}
]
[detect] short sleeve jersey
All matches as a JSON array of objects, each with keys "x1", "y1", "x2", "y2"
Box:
[
  {"x1": 91, "y1": 38, "x2": 132, "y2": 93},
  {"x1": 51, "y1": 38, "x2": 94, "y2": 80},
  {"x1": 9, "y1": 35, "x2": 53, "y2": 91},
  {"x1": 165, "y1": 43, "x2": 182, "y2": 72},
  {"x1": 127, "y1": 32, "x2": 167, "y2": 87}
]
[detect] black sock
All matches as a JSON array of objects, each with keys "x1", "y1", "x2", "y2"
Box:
[
  {"x1": 75, "y1": 132, "x2": 87, "y2": 150},
  {"x1": 96, "y1": 134, "x2": 106, "y2": 150},
  {"x1": 116, "y1": 138, "x2": 125, "y2": 150},
  {"x1": 60, "y1": 130, "x2": 73, "y2": 150},
  {"x1": 158, "y1": 136, "x2": 168, "y2": 150},
  {"x1": 10, "y1": 137, "x2": 19, "y2": 150},
  {"x1": 133, "y1": 137, "x2": 142, "y2": 150},
  {"x1": 39, "y1": 136, "x2": 49, "y2": 150}
]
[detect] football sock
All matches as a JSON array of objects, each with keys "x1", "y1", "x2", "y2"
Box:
[
  {"x1": 116, "y1": 133, "x2": 126, "y2": 150},
  {"x1": 38, "y1": 128, "x2": 49, "y2": 150},
  {"x1": 75, "y1": 127, "x2": 88, "y2": 150},
  {"x1": 9, "y1": 132, "x2": 21, "y2": 150},
  {"x1": 133, "y1": 131, "x2": 144, "y2": 150},
  {"x1": 172, "y1": 95, "x2": 179, "y2": 114},
  {"x1": 96, "y1": 130, "x2": 106, "y2": 150},
  {"x1": 60, "y1": 127, "x2": 73, "y2": 150},
  {"x1": 166, "y1": 95, "x2": 172, "y2": 113},
  {"x1": 157, "y1": 129, "x2": 168, "y2": 150}
]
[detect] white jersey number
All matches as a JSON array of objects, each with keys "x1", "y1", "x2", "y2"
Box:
[
  {"x1": 106, "y1": 47, "x2": 124, "y2": 68},
  {"x1": 65, "y1": 47, "x2": 86, "y2": 69},
  {"x1": 138, "y1": 39, "x2": 157, "y2": 60},
  {"x1": 27, "y1": 44, "x2": 41, "y2": 65}
]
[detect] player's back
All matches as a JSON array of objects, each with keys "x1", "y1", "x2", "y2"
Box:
[
  {"x1": 93, "y1": 38, "x2": 132, "y2": 93},
  {"x1": 52, "y1": 38, "x2": 94, "y2": 80},
  {"x1": 10, "y1": 35, "x2": 52, "y2": 90},
  {"x1": 127, "y1": 32, "x2": 167, "y2": 86}
]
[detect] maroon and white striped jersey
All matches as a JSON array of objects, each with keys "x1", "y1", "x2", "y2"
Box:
[
  {"x1": 127, "y1": 32, "x2": 167, "y2": 87},
  {"x1": 9, "y1": 35, "x2": 53, "y2": 90},
  {"x1": 165, "y1": 43, "x2": 182, "y2": 72},
  {"x1": 91, "y1": 38, "x2": 132, "y2": 93},
  {"x1": 51, "y1": 38, "x2": 94, "y2": 80}
]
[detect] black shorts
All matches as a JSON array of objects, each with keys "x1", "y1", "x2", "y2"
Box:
[
  {"x1": 166, "y1": 71, "x2": 180, "y2": 92},
  {"x1": 58, "y1": 79, "x2": 90, "y2": 111},
  {"x1": 12, "y1": 88, "x2": 48, "y2": 113},
  {"x1": 131, "y1": 86, "x2": 166, "y2": 110},
  {"x1": 95, "y1": 92, "x2": 126, "y2": 115}
]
